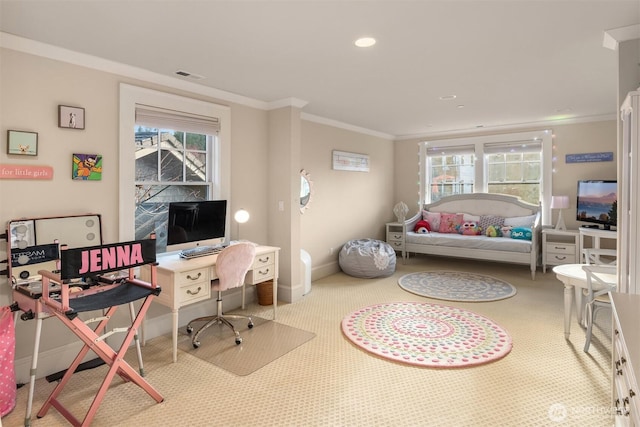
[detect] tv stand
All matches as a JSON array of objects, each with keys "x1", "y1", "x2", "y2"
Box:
[{"x1": 579, "y1": 227, "x2": 617, "y2": 262}]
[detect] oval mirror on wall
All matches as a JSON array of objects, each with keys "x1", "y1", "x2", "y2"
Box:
[{"x1": 300, "y1": 169, "x2": 313, "y2": 213}]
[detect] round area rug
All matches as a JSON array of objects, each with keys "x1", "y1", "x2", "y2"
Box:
[
  {"x1": 398, "y1": 271, "x2": 516, "y2": 302},
  {"x1": 341, "y1": 301, "x2": 512, "y2": 368}
]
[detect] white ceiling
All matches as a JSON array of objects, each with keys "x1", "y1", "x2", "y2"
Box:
[{"x1": 1, "y1": 0, "x2": 639, "y2": 139}]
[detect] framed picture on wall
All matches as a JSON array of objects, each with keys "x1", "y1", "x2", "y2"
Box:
[
  {"x1": 7, "y1": 130, "x2": 38, "y2": 156},
  {"x1": 58, "y1": 105, "x2": 85, "y2": 129},
  {"x1": 72, "y1": 153, "x2": 102, "y2": 180}
]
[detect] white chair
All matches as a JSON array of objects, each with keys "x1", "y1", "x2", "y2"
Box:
[
  {"x1": 186, "y1": 242, "x2": 257, "y2": 347},
  {"x1": 582, "y1": 248, "x2": 617, "y2": 265},
  {"x1": 581, "y1": 264, "x2": 617, "y2": 352}
]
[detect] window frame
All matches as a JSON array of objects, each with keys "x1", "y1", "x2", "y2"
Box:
[
  {"x1": 420, "y1": 130, "x2": 552, "y2": 224},
  {"x1": 119, "y1": 84, "x2": 230, "y2": 242}
]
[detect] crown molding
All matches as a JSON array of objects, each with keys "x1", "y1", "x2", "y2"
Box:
[
  {"x1": 301, "y1": 113, "x2": 394, "y2": 140},
  {"x1": 0, "y1": 32, "x2": 269, "y2": 110},
  {"x1": 603, "y1": 24, "x2": 640, "y2": 50}
]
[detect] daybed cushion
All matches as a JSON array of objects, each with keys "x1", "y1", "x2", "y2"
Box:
[
  {"x1": 405, "y1": 232, "x2": 532, "y2": 253},
  {"x1": 339, "y1": 239, "x2": 396, "y2": 278}
]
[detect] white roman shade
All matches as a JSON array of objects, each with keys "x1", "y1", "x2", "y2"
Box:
[
  {"x1": 425, "y1": 144, "x2": 475, "y2": 157},
  {"x1": 483, "y1": 140, "x2": 542, "y2": 154},
  {"x1": 135, "y1": 104, "x2": 220, "y2": 135}
]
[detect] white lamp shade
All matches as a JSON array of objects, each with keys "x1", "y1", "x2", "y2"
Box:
[
  {"x1": 234, "y1": 209, "x2": 250, "y2": 224},
  {"x1": 551, "y1": 195, "x2": 570, "y2": 209}
]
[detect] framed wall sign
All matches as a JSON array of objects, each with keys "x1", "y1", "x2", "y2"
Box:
[
  {"x1": 7, "y1": 130, "x2": 38, "y2": 156},
  {"x1": 58, "y1": 105, "x2": 85, "y2": 129},
  {"x1": 332, "y1": 150, "x2": 370, "y2": 172}
]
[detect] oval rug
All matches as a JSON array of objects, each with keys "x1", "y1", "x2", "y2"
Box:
[
  {"x1": 398, "y1": 271, "x2": 516, "y2": 302},
  {"x1": 341, "y1": 301, "x2": 512, "y2": 368}
]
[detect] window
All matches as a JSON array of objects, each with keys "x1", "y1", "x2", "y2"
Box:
[
  {"x1": 119, "y1": 84, "x2": 231, "y2": 247},
  {"x1": 426, "y1": 144, "x2": 475, "y2": 202},
  {"x1": 420, "y1": 130, "x2": 552, "y2": 222},
  {"x1": 134, "y1": 126, "x2": 214, "y2": 251}
]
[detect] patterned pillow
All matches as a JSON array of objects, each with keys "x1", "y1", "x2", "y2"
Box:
[
  {"x1": 504, "y1": 214, "x2": 536, "y2": 228},
  {"x1": 479, "y1": 215, "x2": 505, "y2": 231},
  {"x1": 510, "y1": 227, "x2": 532, "y2": 240},
  {"x1": 460, "y1": 213, "x2": 481, "y2": 223},
  {"x1": 422, "y1": 210, "x2": 441, "y2": 230},
  {"x1": 438, "y1": 213, "x2": 463, "y2": 233}
]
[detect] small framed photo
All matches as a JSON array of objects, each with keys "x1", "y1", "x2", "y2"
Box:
[
  {"x1": 58, "y1": 105, "x2": 85, "y2": 129},
  {"x1": 7, "y1": 130, "x2": 38, "y2": 156},
  {"x1": 73, "y1": 153, "x2": 103, "y2": 180}
]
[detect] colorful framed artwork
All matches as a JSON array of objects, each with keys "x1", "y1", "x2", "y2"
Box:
[
  {"x1": 58, "y1": 105, "x2": 85, "y2": 129},
  {"x1": 72, "y1": 153, "x2": 102, "y2": 180}
]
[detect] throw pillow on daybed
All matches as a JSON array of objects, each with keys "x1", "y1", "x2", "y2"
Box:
[
  {"x1": 422, "y1": 210, "x2": 441, "y2": 230},
  {"x1": 458, "y1": 221, "x2": 481, "y2": 235},
  {"x1": 479, "y1": 215, "x2": 505, "y2": 231},
  {"x1": 510, "y1": 227, "x2": 532, "y2": 240},
  {"x1": 414, "y1": 220, "x2": 431, "y2": 233},
  {"x1": 439, "y1": 213, "x2": 463, "y2": 233},
  {"x1": 485, "y1": 225, "x2": 502, "y2": 237},
  {"x1": 504, "y1": 214, "x2": 536, "y2": 228}
]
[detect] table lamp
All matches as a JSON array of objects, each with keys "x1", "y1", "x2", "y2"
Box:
[
  {"x1": 551, "y1": 195, "x2": 570, "y2": 230},
  {"x1": 234, "y1": 209, "x2": 250, "y2": 240}
]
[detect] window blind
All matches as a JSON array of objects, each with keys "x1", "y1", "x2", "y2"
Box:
[
  {"x1": 135, "y1": 104, "x2": 220, "y2": 135},
  {"x1": 425, "y1": 144, "x2": 475, "y2": 157},
  {"x1": 483, "y1": 140, "x2": 541, "y2": 154}
]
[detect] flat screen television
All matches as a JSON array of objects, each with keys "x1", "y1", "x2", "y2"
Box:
[
  {"x1": 165, "y1": 200, "x2": 227, "y2": 253},
  {"x1": 576, "y1": 180, "x2": 617, "y2": 230}
]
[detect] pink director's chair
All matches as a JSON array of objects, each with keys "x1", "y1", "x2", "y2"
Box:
[{"x1": 35, "y1": 236, "x2": 164, "y2": 426}]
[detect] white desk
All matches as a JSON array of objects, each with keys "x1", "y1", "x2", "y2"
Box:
[
  {"x1": 142, "y1": 245, "x2": 280, "y2": 362},
  {"x1": 553, "y1": 263, "x2": 617, "y2": 339},
  {"x1": 579, "y1": 227, "x2": 617, "y2": 261}
]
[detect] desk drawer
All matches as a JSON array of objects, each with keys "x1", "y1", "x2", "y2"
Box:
[
  {"x1": 179, "y1": 281, "x2": 211, "y2": 305},
  {"x1": 252, "y1": 252, "x2": 275, "y2": 269},
  {"x1": 246, "y1": 265, "x2": 275, "y2": 284},
  {"x1": 177, "y1": 268, "x2": 208, "y2": 284}
]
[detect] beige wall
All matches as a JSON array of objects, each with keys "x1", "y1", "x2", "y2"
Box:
[
  {"x1": 301, "y1": 121, "x2": 395, "y2": 279},
  {"x1": 394, "y1": 121, "x2": 618, "y2": 230}
]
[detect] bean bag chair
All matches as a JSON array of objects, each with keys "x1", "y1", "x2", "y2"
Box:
[{"x1": 339, "y1": 239, "x2": 396, "y2": 278}]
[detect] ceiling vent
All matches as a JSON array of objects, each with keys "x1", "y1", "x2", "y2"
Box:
[{"x1": 175, "y1": 70, "x2": 205, "y2": 80}]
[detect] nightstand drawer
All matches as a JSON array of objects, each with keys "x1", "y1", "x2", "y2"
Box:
[
  {"x1": 387, "y1": 232, "x2": 404, "y2": 241},
  {"x1": 546, "y1": 253, "x2": 576, "y2": 264},
  {"x1": 389, "y1": 240, "x2": 404, "y2": 250},
  {"x1": 546, "y1": 243, "x2": 576, "y2": 255}
]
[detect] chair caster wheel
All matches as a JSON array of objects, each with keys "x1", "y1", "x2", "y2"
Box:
[
  {"x1": 186, "y1": 325, "x2": 193, "y2": 334},
  {"x1": 248, "y1": 322, "x2": 254, "y2": 329},
  {"x1": 235, "y1": 337, "x2": 242, "y2": 345},
  {"x1": 192, "y1": 340, "x2": 200, "y2": 348}
]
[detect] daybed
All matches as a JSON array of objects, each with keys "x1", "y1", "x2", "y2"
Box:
[{"x1": 403, "y1": 193, "x2": 541, "y2": 279}]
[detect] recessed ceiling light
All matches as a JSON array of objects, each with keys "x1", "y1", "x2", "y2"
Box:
[
  {"x1": 355, "y1": 37, "x2": 376, "y2": 48},
  {"x1": 456, "y1": 104, "x2": 465, "y2": 109},
  {"x1": 438, "y1": 95, "x2": 457, "y2": 101}
]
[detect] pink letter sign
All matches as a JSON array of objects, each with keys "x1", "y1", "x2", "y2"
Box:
[{"x1": 0, "y1": 164, "x2": 53, "y2": 180}]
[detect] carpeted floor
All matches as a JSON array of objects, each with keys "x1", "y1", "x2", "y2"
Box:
[{"x1": 3, "y1": 255, "x2": 613, "y2": 426}]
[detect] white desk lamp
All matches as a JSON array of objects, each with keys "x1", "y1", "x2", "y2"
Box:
[
  {"x1": 234, "y1": 209, "x2": 250, "y2": 240},
  {"x1": 551, "y1": 196, "x2": 570, "y2": 231}
]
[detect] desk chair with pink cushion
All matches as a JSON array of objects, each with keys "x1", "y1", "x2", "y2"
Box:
[{"x1": 186, "y1": 242, "x2": 257, "y2": 347}]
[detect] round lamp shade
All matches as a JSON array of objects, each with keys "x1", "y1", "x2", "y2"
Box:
[{"x1": 234, "y1": 209, "x2": 250, "y2": 224}]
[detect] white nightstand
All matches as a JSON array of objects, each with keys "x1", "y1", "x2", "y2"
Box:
[
  {"x1": 386, "y1": 222, "x2": 405, "y2": 258},
  {"x1": 542, "y1": 228, "x2": 580, "y2": 273}
]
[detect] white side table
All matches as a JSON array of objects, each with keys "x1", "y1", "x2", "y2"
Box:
[
  {"x1": 386, "y1": 222, "x2": 405, "y2": 259},
  {"x1": 542, "y1": 228, "x2": 580, "y2": 273}
]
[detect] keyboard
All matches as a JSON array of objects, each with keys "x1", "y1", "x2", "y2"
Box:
[{"x1": 179, "y1": 246, "x2": 223, "y2": 259}]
